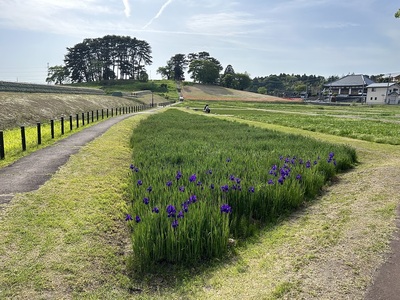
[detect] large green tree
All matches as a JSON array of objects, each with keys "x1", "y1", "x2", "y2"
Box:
[
  {"x1": 163, "y1": 54, "x2": 187, "y2": 81},
  {"x1": 46, "y1": 65, "x2": 70, "y2": 84},
  {"x1": 396, "y1": 9, "x2": 400, "y2": 18},
  {"x1": 63, "y1": 35, "x2": 152, "y2": 83},
  {"x1": 187, "y1": 52, "x2": 222, "y2": 84}
]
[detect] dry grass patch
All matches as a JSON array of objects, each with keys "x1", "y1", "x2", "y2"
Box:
[
  {"x1": 0, "y1": 92, "x2": 165, "y2": 130},
  {"x1": 182, "y1": 84, "x2": 301, "y2": 102}
]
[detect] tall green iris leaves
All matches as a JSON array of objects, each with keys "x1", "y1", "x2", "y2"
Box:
[{"x1": 127, "y1": 109, "x2": 356, "y2": 271}]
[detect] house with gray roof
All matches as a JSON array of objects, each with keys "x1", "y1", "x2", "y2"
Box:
[
  {"x1": 366, "y1": 82, "x2": 400, "y2": 105},
  {"x1": 324, "y1": 74, "x2": 375, "y2": 102}
]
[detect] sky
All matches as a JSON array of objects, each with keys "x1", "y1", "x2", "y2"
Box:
[{"x1": 0, "y1": 0, "x2": 399, "y2": 84}]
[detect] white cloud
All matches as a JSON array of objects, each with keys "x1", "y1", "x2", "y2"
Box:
[
  {"x1": 122, "y1": 0, "x2": 131, "y2": 17},
  {"x1": 143, "y1": 0, "x2": 174, "y2": 29},
  {"x1": 187, "y1": 12, "x2": 266, "y2": 36}
]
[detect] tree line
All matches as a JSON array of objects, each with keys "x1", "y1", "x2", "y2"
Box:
[
  {"x1": 47, "y1": 34, "x2": 396, "y2": 98},
  {"x1": 47, "y1": 35, "x2": 152, "y2": 84}
]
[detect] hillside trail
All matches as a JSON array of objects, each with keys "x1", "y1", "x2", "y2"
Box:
[{"x1": 0, "y1": 109, "x2": 157, "y2": 207}]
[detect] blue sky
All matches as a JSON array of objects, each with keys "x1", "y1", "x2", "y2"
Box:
[{"x1": 0, "y1": 0, "x2": 399, "y2": 83}]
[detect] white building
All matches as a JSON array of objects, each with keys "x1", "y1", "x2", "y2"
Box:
[{"x1": 366, "y1": 83, "x2": 400, "y2": 105}]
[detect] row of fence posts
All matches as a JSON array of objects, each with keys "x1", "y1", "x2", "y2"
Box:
[{"x1": 0, "y1": 103, "x2": 169, "y2": 160}]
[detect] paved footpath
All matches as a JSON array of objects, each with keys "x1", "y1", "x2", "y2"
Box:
[
  {"x1": 0, "y1": 111, "x2": 149, "y2": 205},
  {"x1": 365, "y1": 205, "x2": 400, "y2": 300}
]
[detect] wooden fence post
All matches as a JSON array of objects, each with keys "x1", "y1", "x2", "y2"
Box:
[
  {"x1": 51, "y1": 119, "x2": 54, "y2": 139},
  {"x1": 61, "y1": 117, "x2": 64, "y2": 135},
  {"x1": 37, "y1": 122, "x2": 41, "y2": 145},
  {"x1": 0, "y1": 131, "x2": 5, "y2": 160},
  {"x1": 82, "y1": 112, "x2": 85, "y2": 126},
  {"x1": 21, "y1": 126, "x2": 26, "y2": 152},
  {"x1": 76, "y1": 114, "x2": 79, "y2": 128},
  {"x1": 69, "y1": 115, "x2": 73, "y2": 131}
]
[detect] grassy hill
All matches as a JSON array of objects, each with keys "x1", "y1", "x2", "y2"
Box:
[
  {"x1": 181, "y1": 83, "x2": 302, "y2": 102},
  {"x1": 0, "y1": 92, "x2": 169, "y2": 130},
  {"x1": 0, "y1": 79, "x2": 178, "y2": 130}
]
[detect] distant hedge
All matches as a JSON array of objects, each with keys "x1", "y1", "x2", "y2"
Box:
[{"x1": 0, "y1": 81, "x2": 105, "y2": 95}]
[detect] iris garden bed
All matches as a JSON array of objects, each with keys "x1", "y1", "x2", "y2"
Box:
[{"x1": 126, "y1": 109, "x2": 357, "y2": 272}]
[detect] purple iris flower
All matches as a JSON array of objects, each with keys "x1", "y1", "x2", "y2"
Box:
[
  {"x1": 152, "y1": 207, "x2": 159, "y2": 213},
  {"x1": 146, "y1": 186, "x2": 152, "y2": 192},
  {"x1": 229, "y1": 174, "x2": 235, "y2": 181},
  {"x1": 306, "y1": 161, "x2": 311, "y2": 168},
  {"x1": 176, "y1": 171, "x2": 182, "y2": 180},
  {"x1": 207, "y1": 169, "x2": 213, "y2": 174},
  {"x1": 278, "y1": 177, "x2": 285, "y2": 185},
  {"x1": 182, "y1": 203, "x2": 189, "y2": 212},
  {"x1": 220, "y1": 204, "x2": 232, "y2": 214},
  {"x1": 143, "y1": 197, "x2": 149, "y2": 205},
  {"x1": 125, "y1": 214, "x2": 133, "y2": 221},
  {"x1": 268, "y1": 179, "x2": 274, "y2": 185},
  {"x1": 248, "y1": 186, "x2": 255, "y2": 193},
  {"x1": 166, "y1": 205, "x2": 176, "y2": 218},
  {"x1": 210, "y1": 183, "x2": 215, "y2": 190},
  {"x1": 197, "y1": 181, "x2": 202, "y2": 186},
  {"x1": 189, "y1": 174, "x2": 197, "y2": 183},
  {"x1": 296, "y1": 174, "x2": 302, "y2": 181},
  {"x1": 189, "y1": 194, "x2": 197, "y2": 203},
  {"x1": 220, "y1": 185, "x2": 229, "y2": 192},
  {"x1": 177, "y1": 211, "x2": 184, "y2": 218},
  {"x1": 137, "y1": 180, "x2": 143, "y2": 186},
  {"x1": 166, "y1": 180, "x2": 173, "y2": 187},
  {"x1": 172, "y1": 219, "x2": 179, "y2": 228},
  {"x1": 179, "y1": 186, "x2": 185, "y2": 192},
  {"x1": 226, "y1": 158, "x2": 231, "y2": 163},
  {"x1": 135, "y1": 215, "x2": 141, "y2": 223},
  {"x1": 236, "y1": 178, "x2": 241, "y2": 184}
]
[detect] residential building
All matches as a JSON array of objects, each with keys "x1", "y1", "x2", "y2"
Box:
[
  {"x1": 324, "y1": 74, "x2": 375, "y2": 102},
  {"x1": 366, "y1": 82, "x2": 400, "y2": 105}
]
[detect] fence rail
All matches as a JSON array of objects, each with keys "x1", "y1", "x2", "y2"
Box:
[{"x1": 0, "y1": 101, "x2": 173, "y2": 161}]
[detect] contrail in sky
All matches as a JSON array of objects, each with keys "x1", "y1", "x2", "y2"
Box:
[
  {"x1": 122, "y1": 0, "x2": 131, "y2": 17},
  {"x1": 143, "y1": 0, "x2": 174, "y2": 29}
]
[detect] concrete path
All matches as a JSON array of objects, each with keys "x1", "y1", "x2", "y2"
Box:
[{"x1": 0, "y1": 111, "x2": 146, "y2": 205}]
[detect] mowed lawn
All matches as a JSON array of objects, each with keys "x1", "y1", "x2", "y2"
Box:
[{"x1": 0, "y1": 101, "x2": 400, "y2": 299}]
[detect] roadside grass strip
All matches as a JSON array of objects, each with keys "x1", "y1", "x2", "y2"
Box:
[{"x1": 126, "y1": 109, "x2": 357, "y2": 272}]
